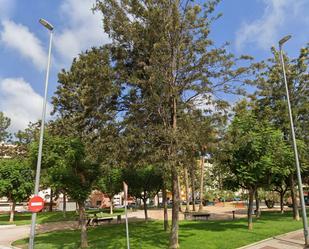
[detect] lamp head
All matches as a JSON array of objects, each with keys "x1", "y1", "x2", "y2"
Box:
[
  {"x1": 39, "y1": 19, "x2": 54, "y2": 31},
  {"x1": 279, "y1": 35, "x2": 292, "y2": 47}
]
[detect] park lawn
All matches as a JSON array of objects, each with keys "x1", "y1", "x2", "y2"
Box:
[
  {"x1": 13, "y1": 211, "x2": 308, "y2": 249},
  {"x1": 0, "y1": 209, "x2": 124, "y2": 226}
]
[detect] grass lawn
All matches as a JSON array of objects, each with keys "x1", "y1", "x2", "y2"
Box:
[
  {"x1": 0, "y1": 209, "x2": 124, "y2": 226},
  {"x1": 13, "y1": 211, "x2": 308, "y2": 249}
]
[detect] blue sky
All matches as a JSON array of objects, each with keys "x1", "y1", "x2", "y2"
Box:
[{"x1": 0, "y1": 0, "x2": 308, "y2": 132}]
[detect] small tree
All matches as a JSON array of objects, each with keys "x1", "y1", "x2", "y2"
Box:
[
  {"x1": 29, "y1": 135, "x2": 99, "y2": 248},
  {"x1": 95, "y1": 167, "x2": 122, "y2": 214},
  {"x1": 0, "y1": 159, "x2": 33, "y2": 222},
  {"x1": 0, "y1": 112, "x2": 11, "y2": 142},
  {"x1": 221, "y1": 101, "x2": 288, "y2": 230},
  {"x1": 123, "y1": 165, "x2": 163, "y2": 221}
]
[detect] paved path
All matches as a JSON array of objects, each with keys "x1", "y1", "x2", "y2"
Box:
[
  {"x1": 0, "y1": 225, "x2": 29, "y2": 249},
  {"x1": 239, "y1": 229, "x2": 308, "y2": 249},
  {"x1": 0, "y1": 221, "x2": 78, "y2": 249}
]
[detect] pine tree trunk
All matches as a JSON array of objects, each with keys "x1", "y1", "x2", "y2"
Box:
[
  {"x1": 9, "y1": 201, "x2": 16, "y2": 222},
  {"x1": 78, "y1": 201, "x2": 88, "y2": 248},
  {"x1": 143, "y1": 197, "x2": 148, "y2": 221},
  {"x1": 110, "y1": 196, "x2": 114, "y2": 215},
  {"x1": 247, "y1": 188, "x2": 255, "y2": 230},
  {"x1": 63, "y1": 192, "x2": 67, "y2": 218},
  {"x1": 169, "y1": 165, "x2": 179, "y2": 249},
  {"x1": 184, "y1": 167, "x2": 190, "y2": 212},
  {"x1": 255, "y1": 190, "x2": 260, "y2": 218},
  {"x1": 280, "y1": 191, "x2": 284, "y2": 214},
  {"x1": 169, "y1": 92, "x2": 179, "y2": 248},
  {"x1": 49, "y1": 188, "x2": 53, "y2": 212},
  {"x1": 178, "y1": 175, "x2": 182, "y2": 212},
  {"x1": 162, "y1": 183, "x2": 169, "y2": 231},
  {"x1": 191, "y1": 169, "x2": 196, "y2": 211},
  {"x1": 190, "y1": 167, "x2": 196, "y2": 212},
  {"x1": 290, "y1": 175, "x2": 300, "y2": 221},
  {"x1": 199, "y1": 155, "x2": 205, "y2": 211}
]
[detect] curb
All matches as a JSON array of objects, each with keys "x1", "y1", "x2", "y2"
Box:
[
  {"x1": 0, "y1": 245, "x2": 20, "y2": 249},
  {"x1": 273, "y1": 229, "x2": 303, "y2": 240},
  {"x1": 237, "y1": 237, "x2": 274, "y2": 249}
]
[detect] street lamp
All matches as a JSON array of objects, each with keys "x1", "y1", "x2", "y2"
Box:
[
  {"x1": 279, "y1": 35, "x2": 309, "y2": 246},
  {"x1": 28, "y1": 18, "x2": 54, "y2": 249}
]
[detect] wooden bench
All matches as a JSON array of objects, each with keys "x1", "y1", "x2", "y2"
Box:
[
  {"x1": 192, "y1": 213, "x2": 210, "y2": 220},
  {"x1": 184, "y1": 212, "x2": 210, "y2": 221},
  {"x1": 87, "y1": 216, "x2": 113, "y2": 226}
]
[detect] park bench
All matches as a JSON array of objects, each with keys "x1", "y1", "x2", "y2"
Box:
[
  {"x1": 192, "y1": 213, "x2": 210, "y2": 220},
  {"x1": 184, "y1": 212, "x2": 210, "y2": 221},
  {"x1": 86, "y1": 213, "x2": 122, "y2": 226},
  {"x1": 87, "y1": 216, "x2": 113, "y2": 226}
]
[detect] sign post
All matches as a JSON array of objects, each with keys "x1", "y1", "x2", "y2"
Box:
[{"x1": 28, "y1": 196, "x2": 44, "y2": 249}]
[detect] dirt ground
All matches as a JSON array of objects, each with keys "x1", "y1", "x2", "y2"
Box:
[
  {"x1": 126, "y1": 205, "x2": 248, "y2": 221},
  {"x1": 126, "y1": 203, "x2": 289, "y2": 221}
]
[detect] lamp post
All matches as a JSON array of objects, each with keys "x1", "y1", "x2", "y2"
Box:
[
  {"x1": 28, "y1": 19, "x2": 54, "y2": 249},
  {"x1": 279, "y1": 35, "x2": 309, "y2": 246}
]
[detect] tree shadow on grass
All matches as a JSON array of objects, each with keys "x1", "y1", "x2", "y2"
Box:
[
  {"x1": 36, "y1": 211, "x2": 78, "y2": 224},
  {"x1": 180, "y1": 220, "x2": 247, "y2": 231},
  {"x1": 0, "y1": 211, "x2": 78, "y2": 225},
  {"x1": 14, "y1": 221, "x2": 169, "y2": 249},
  {"x1": 13, "y1": 230, "x2": 80, "y2": 249},
  {"x1": 88, "y1": 221, "x2": 169, "y2": 249},
  {"x1": 0, "y1": 212, "x2": 31, "y2": 223}
]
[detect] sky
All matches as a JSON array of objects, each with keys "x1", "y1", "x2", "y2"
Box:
[{"x1": 0, "y1": 0, "x2": 308, "y2": 133}]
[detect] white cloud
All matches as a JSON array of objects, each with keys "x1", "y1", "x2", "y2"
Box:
[
  {"x1": 0, "y1": 0, "x2": 15, "y2": 19},
  {"x1": 54, "y1": 0, "x2": 110, "y2": 64},
  {"x1": 0, "y1": 78, "x2": 52, "y2": 133},
  {"x1": 193, "y1": 94, "x2": 216, "y2": 113},
  {"x1": 0, "y1": 20, "x2": 47, "y2": 70},
  {"x1": 235, "y1": 0, "x2": 309, "y2": 51}
]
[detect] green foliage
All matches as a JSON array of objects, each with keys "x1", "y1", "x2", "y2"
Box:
[
  {"x1": 93, "y1": 0, "x2": 258, "y2": 169},
  {"x1": 15, "y1": 122, "x2": 40, "y2": 145},
  {"x1": 95, "y1": 167, "x2": 122, "y2": 199},
  {"x1": 29, "y1": 135, "x2": 100, "y2": 203},
  {"x1": 221, "y1": 101, "x2": 290, "y2": 190},
  {"x1": 52, "y1": 46, "x2": 121, "y2": 163},
  {"x1": 254, "y1": 45, "x2": 309, "y2": 143},
  {"x1": 0, "y1": 111, "x2": 11, "y2": 142},
  {"x1": 122, "y1": 165, "x2": 163, "y2": 201},
  {"x1": 0, "y1": 159, "x2": 33, "y2": 202},
  {"x1": 252, "y1": 45, "x2": 309, "y2": 187}
]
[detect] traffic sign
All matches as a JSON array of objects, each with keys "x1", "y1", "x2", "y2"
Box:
[{"x1": 28, "y1": 196, "x2": 44, "y2": 213}]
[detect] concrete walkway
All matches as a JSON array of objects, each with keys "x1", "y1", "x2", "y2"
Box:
[
  {"x1": 239, "y1": 229, "x2": 308, "y2": 249},
  {"x1": 0, "y1": 225, "x2": 29, "y2": 249},
  {"x1": 0, "y1": 221, "x2": 78, "y2": 249}
]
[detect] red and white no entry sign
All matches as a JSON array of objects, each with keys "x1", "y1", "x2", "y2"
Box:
[{"x1": 28, "y1": 196, "x2": 44, "y2": 213}]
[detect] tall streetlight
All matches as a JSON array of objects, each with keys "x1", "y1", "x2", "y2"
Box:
[
  {"x1": 28, "y1": 18, "x2": 54, "y2": 249},
  {"x1": 279, "y1": 35, "x2": 309, "y2": 246}
]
